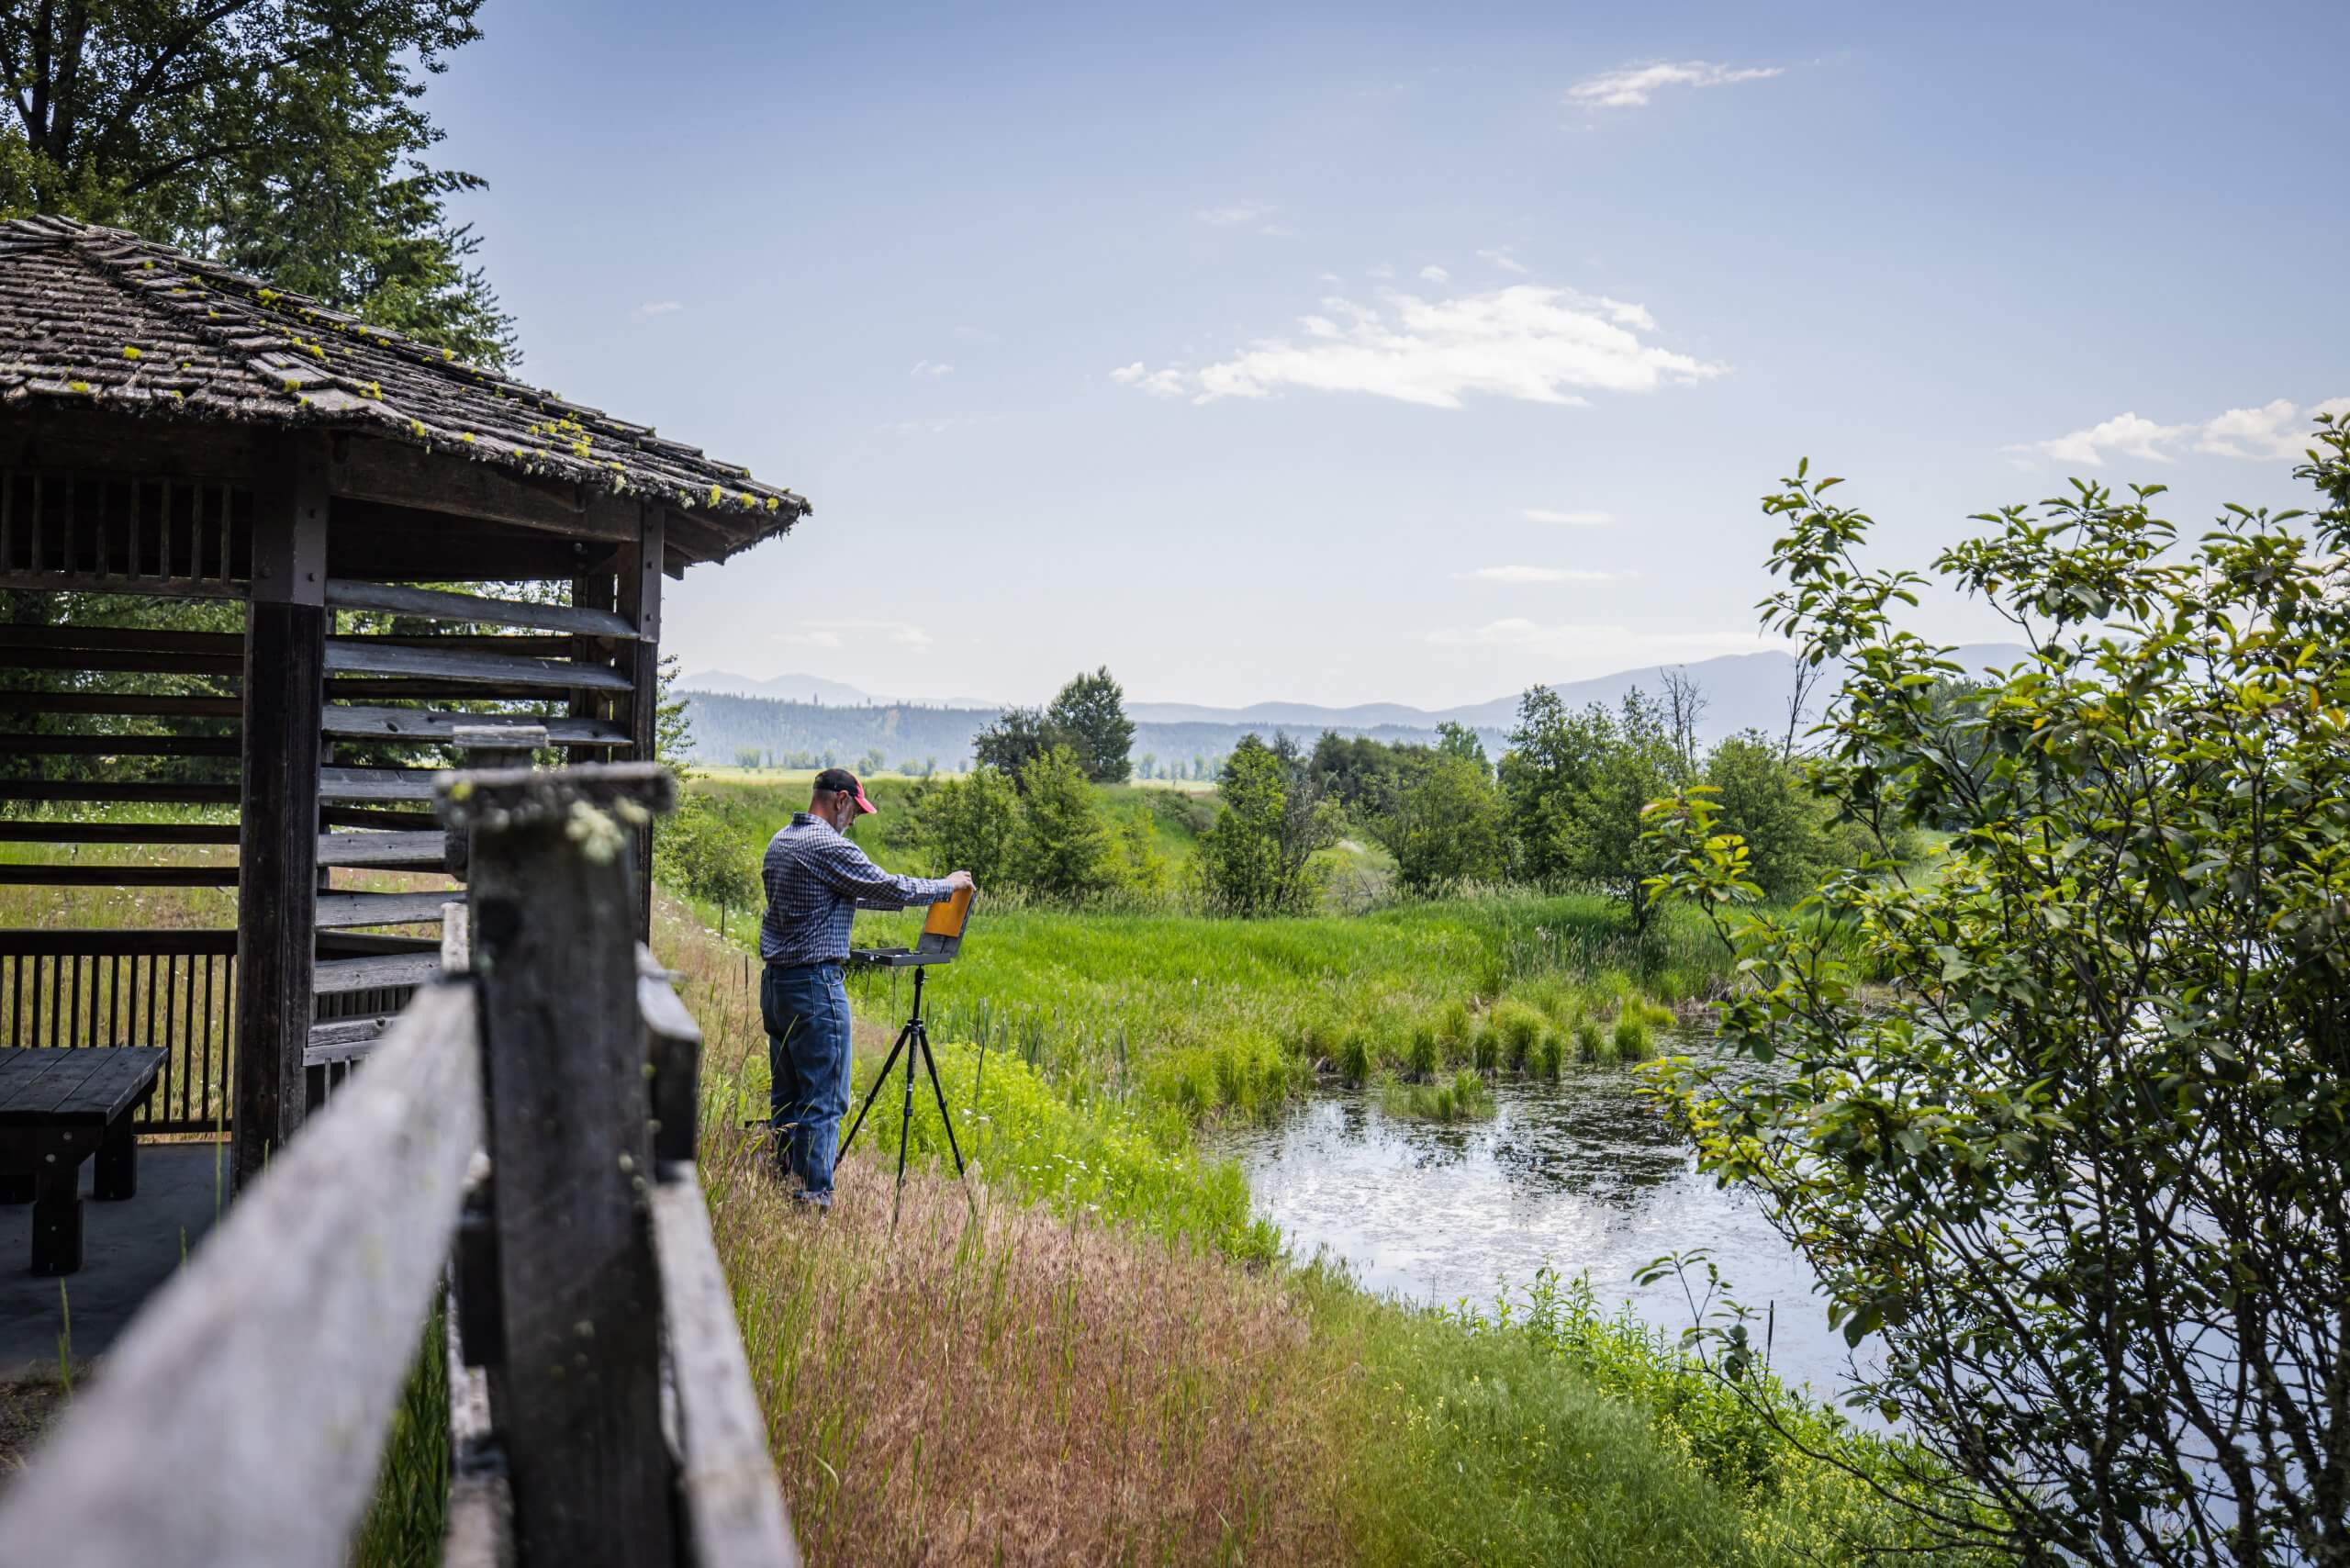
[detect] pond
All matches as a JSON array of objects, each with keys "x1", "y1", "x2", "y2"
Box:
[{"x1": 1203, "y1": 1037, "x2": 1870, "y2": 1406}]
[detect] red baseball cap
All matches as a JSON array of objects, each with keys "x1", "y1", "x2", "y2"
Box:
[{"x1": 814, "y1": 767, "x2": 877, "y2": 814}]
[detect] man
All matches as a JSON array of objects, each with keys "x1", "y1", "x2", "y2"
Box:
[{"x1": 759, "y1": 767, "x2": 973, "y2": 1207}]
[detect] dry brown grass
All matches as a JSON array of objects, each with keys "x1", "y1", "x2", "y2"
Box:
[
  {"x1": 657, "y1": 893, "x2": 1357, "y2": 1564},
  {"x1": 704, "y1": 1145, "x2": 1349, "y2": 1567}
]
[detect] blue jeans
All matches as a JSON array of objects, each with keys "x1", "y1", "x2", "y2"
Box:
[{"x1": 763, "y1": 962, "x2": 853, "y2": 1205}]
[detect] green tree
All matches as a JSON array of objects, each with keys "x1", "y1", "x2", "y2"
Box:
[
  {"x1": 0, "y1": 0, "x2": 514, "y2": 365},
  {"x1": 1645, "y1": 432, "x2": 2350, "y2": 1566},
  {"x1": 1371, "y1": 751, "x2": 1507, "y2": 898},
  {"x1": 1498, "y1": 686, "x2": 1612, "y2": 884},
  {"x1": 1197, "y1": 734, "x2": 1336, "y2": 917},
  {"x1": 1697, "y1": 732, "x2": 1836, "y2": 903},
  {"x1": 1551, "y1": 691, "x2": 1680, "y2": 936},
  {"x1": 1435, "y1": 721, "x2": 1490, "y2": 777},
  {"x1": 912, "y1": 767, "x2": 1021, "y2": 892},
  {"x1": 1010, "y1": 746, "x2": 1118, "y2": 902},
  {"x1": 652, "y1": 793, "x2": 758, "y2": 939},
  {"x1": 655, "y1": 653, "x2": 693, "y2": 778},
  {"x1": 1045, "y1": 666, "x2": 1135, "y2": 783},
  {"x1": 970, "y1": 705, "x2": 1069, "y2": 789}
]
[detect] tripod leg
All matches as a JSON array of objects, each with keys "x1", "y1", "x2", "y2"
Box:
[
  {"x1": 913, "y1": 1023, "x2": 980, "y2": 1219},
  {"x1": 839, "y1": 1020, "x2": 912, "y2": 1162},
  {"x1": 891, "y1": 1017, "x2": 920, "y2": 1227}
]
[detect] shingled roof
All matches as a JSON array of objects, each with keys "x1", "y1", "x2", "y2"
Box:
[{"x1": 0, "y1": 214, "x2": 809, "y2": 543}]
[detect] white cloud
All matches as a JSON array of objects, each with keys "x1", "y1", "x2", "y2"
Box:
[
  {"x1": 1566, "y1": 61, "x2": 1785, "y2": 110},
  {"x1": 635, "y1": 300, "x2": 682, "y2": 317},
  {"x1": 1454, "y1": 565, "x2": 1618, "y2": 583},
  {"x1": 1114, "y1": 282, "x2": 1723, "y2": 410},
  {"x1": 2009, "y1": 396, "x2": 2350, "y2": 465},
  {"x1": 1419, "y1": 264, "x2": 1451, "y2": 283},
  {"x1": 1197, "y1": 201, "x2": 1273, "y2": 227},
  {"x1": 911, "y1": 360, "x2": 954, "y2": 380},
  {"x1": 1109, "y1": 361, "x2": 1191, "y2": 398},
  {"x1": 1367, "y1": 263, "x2": 1395, "y2": 280},
  {"x1": 780, "y1": 619, "x2": 932, "y2": 650},
  {"x1": 1259, "y1": 223, "x2": 1300, "y2": 239},
  {"x1": 1478, "y1": 247, "x2": 1530, "y2": 275},
  {"x1": 1522, "y1": 508, "x2": 1614, "y2": 525}
]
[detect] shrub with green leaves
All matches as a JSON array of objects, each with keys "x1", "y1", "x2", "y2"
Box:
[{"x1": 1645, "y1": 427, "x2": 2350, "y2": 1566}]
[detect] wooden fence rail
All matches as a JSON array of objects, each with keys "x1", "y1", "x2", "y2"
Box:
[{"x1": 0, "y1": 762, "x2": 797, "y2": 1568}]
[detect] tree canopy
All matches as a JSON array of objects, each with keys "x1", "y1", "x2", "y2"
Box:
[{"x1": 0, "y1": 0, "x2": 514, "y2": 364}]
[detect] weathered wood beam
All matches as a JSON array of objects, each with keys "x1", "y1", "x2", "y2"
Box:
[
  {"x1": 325, "y1": 638, "x2": 632, "y2": 691},
  {"x1": 0, "y1": 866, "x2": 238, "y2": 888},
  {"x1": 620, "y1": 507, "x2": 665, "y2": 940},
  {"x1": 315, "y1": 890, "x2": 453, "y2": 930},
  {"x1": 325, "y1": 578, "x2": 639, "y2": 639},
  {"x1": 649, "y1": 1175, "x2": 801, "y2": 1567},
  {"x1": 445, "y1": 761, "x2": 677, "y2": 1563},
  {"x1": 322, "y1": 703, "x2": 628, "y2": 748},
  {"x1": 314, "y1": 951, "x2": 442, "y2": 995},
  {"x1": 233, "y1": 438, "x2": 329, "y2": 1189},
  {"x1": 0, "y1": 823, "x2": 241, "y2": 846},
  {"x1": 0, "y1": 781, "x2": 240, "y2": 806},
  {"x1": 0, "y1": 689, "x2": 241, "y2": 720},
  {"x1": 0, "y1": 734, "x2": 241, "y2": 758},
  {"x1": 329, "y1": 437, "x2": 639, "y2": 543},
  {"x1": 319, "y1": 766, "x2": 447, "y2": 803},
  {"x1": 317, "y1": 830, "x2": 448, "y2": 868}
]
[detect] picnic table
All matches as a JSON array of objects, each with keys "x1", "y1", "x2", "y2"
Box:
[{"x1": 0, "y1": 1047, "x2": 168, "y2": 1275}]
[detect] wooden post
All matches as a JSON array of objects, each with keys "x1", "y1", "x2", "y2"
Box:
[
  {"x1": 618, "y1": 506, "x2": 665, "y2": 940},
  {"x1": 443, "y1": 761, "x2": 678, "y2": 1564},
  {"x1": 233, "y1": 439, "x2": 327, "y2": 1187}
]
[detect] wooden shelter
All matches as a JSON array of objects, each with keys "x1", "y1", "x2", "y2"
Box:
[{"x1": 0, "y1": 213, "x2": 807, "y2": 1185}]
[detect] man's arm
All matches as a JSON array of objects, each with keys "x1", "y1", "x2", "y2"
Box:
[{"x1": 810, "y1": 834, "x2": 956, "y2": 911}]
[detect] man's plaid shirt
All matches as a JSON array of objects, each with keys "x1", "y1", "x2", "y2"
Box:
[{"x1": 759, "y1": 812, "x2": 954, "y2": 966}]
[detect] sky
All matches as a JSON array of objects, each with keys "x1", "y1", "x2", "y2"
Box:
[{"x1": 426, "y1": 1, "x2": 2350, "y2": 711}]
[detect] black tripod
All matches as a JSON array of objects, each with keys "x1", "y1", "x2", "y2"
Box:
[{"x1": 837, "y1": 965, "x2": 973, "y2": 1225}]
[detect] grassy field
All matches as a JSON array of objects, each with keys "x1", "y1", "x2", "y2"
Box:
[{"x1": 654, "y1": 896, "x2": 1997, "y2": 1567}]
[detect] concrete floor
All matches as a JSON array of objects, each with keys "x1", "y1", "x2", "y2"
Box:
[{"x1": 0, "y1": 1143, "x2": 229, "y2": 1382}]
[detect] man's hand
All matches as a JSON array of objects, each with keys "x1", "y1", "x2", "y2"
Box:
[{"x1": 946, "y1": 870, "x2": 976, "y2": 893}]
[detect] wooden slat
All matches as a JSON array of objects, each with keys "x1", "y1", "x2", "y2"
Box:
[
  {"x1": 319, "y1": 767, "x2": 447, "y2": 804},
  {"x1": 317, "y1": 830, "x2": 448, "y2": 868},
  {"x1": 0, "y1": 646, "x2": 242, "y2": 677},
  {"x1": 0, "y1": 823, "x2": 241, "y2": 846},
  {"x1": 0, "y1": 624, "x2": 240, "y2": 655},
  {"x1": 0, "y1": 928, "x2": 239, "y2": 958},
  {"x1": 0, "y1": 865, "x2": 238, "y2": 888},
  {"x1": 325, "y1": 638, "x2": 632, "y2": 691},
  {"x1": 0, "y1": 984, "x2": 480, "y2": 1568},
  {"x1": 320, "y1": 807, "x2": 442, "y2": 832},
  {"x1": 641, "y1": 973, "x2": 701, "y2": 1170},
  {"x1": 316, "y1": 891, "x2": 453, "y2": 930},
  {"x1": 322, "y1": 703, "x2": 630, "y2": 748},
  {"x1": 0, "y1": 780, "x2": 239, "y2": 806},
  {"x1": 314, "y1": 952, "x2": 442, "y2": 995},
  {"x1": 0, "y1": 689, "x2": 241, "y2": 720},
  {"x1": 303, "y1": 1017, "x2": 396, "y2": 1065},
  {"x1": 0, "y1": 571, "x2": 245, "y2": 600},
  {"x1": 327, "y1": 579, "x2": 640, "y2": 639},
  {"x1": 325, "y1": 678, "x2": 611, "y2": 702},
  {"x1": 0, "y1": 734, "x2": 240, "y2": 758},
  {"x1": 650, "y1": 1174, "x2": 800, "y2": 1567}
]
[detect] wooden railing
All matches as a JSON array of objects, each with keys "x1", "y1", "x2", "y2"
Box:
[
  {"x1": 0, "y1": 929, "x2": 237, "y2": 1132},
  {"x1": 0, "y1": 762, "x2": 795, "y2": 1567}
]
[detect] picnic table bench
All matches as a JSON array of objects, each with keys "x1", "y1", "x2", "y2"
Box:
[{"x1": 0, "y1": 1047, "x2": 168, "y2": 1275}]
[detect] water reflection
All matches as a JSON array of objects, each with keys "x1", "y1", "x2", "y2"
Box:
[{"x1": 1204, "y1": 1038, "x2": 1869, "y2": 1405}]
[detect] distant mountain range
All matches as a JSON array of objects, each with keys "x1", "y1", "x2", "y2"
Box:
[
  {"x1": 682, "y1": 670, "x2": 1000, "y2": 710},
  {"x1": 680, "y1": 644, "x2": 2031, "y2": 772}
]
